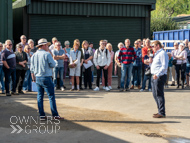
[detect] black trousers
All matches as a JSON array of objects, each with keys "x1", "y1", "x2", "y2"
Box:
[
  {"x1": 175, "y1": 63, "x2": 186, "y2": 86},
  {"x1": 151, "y1": 74, "x2": 167, "y2": 116},
  {"x1": 84, "y1": 67, "x2": 92, "y2": 88},
  {"x1": 96, "y1": 66, "x2": 108, "y2": 87},
  {"x1": 16, "y1": 69, "x2": 26, "y2": 92}
]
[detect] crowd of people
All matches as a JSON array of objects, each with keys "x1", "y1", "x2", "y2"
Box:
[{"x1": 0, "y1": 35, "x2": 190, "y2": 96}]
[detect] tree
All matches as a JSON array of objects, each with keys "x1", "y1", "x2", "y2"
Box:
[
  {"x1": 152, "y1": 0, "x2": 189, "y2": 17},
  {"x1": 12, "y1": 0, "x2": 16, "y2": 2}
]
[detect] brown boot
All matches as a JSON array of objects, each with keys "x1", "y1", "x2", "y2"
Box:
[
  {"x1": 138, "y1": 85, "x2": 141, "y2": 89},
  {"x1": 130, "y1": 85, "x2": 134, "y2": 89}
]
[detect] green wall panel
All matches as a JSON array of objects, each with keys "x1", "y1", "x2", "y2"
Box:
[{"x1": 29, "y1": 15, "x2": 142, "y2": 51}]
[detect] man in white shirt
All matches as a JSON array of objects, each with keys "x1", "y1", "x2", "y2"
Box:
[
  {"x1": 93, "y1": 40, "x2": 111, "y2": 91},
  {"x1": 149, "y1": 40, "x2": 168, "y2": 118}
]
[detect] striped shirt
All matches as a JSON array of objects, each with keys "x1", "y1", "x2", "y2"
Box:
[
  {"x1": 1, "y1": 48, "x2": 16, "y2": 69},
  {"x1": 118, "y1": 46, "x2": 137, "y2": 64}
]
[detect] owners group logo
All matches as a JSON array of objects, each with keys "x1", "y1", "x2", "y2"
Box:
[{"x1": 10, "y1": 116, "x2": 60, "y2": 134}]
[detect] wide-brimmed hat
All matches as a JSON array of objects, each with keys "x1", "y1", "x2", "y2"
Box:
[{"x1": 36, "y1": 38, "x2": 51, "y2": 47}]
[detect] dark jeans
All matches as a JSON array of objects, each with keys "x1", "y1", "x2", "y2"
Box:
[
  {"x1": 96, "y1": 66, "x2": 108, "y2": 87},
  {"x1": 141, "y1": 74, "x2": 151, "y2": 89},
  {"x1": 16, "y1": 69, "x2": 26, "y2": 92},
  {"x1": 151, "y1": 74, "x2": 167, "y2": 116},
  {"x1": 175, "y1": 64, "x2": 186, "y2": 85},
  {"x1": 132, "y1": 65, "x2": 142, "y2": 86},
  {"x1": 36, "y1": 76, "x2": 59, "y2": 117},
  {"x1": 84, "y1": 67, "x2": 92, "y2": 88},
  {"x1": 23, "y1": 69, "x2": 32, "y2": 91},
  {"x1": 3, "y1": 68, "x2": 16, "y2": 93}
]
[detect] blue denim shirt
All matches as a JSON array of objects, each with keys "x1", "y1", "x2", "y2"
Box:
[
  {"x1": 30, "y1": 49, "x2": 55, "y2": 77},
  {"x1": 133, "y1": 47, "x2": 142, "y2": 66}
]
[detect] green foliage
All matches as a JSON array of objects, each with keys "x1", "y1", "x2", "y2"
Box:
[
  {"x1": 152, "y1": 0, "x2": 189, "y2": 17},
  {"x1": 151, "y1": 13, "x2": 179, "y2": 38},
  {"x1": 12, "y1": 0, "x2": 16, "y2": 2}
]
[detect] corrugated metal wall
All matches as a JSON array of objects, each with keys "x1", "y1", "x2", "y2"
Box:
[
  {"x1": 27, "y1": 1, "x2": 150, "y2": 17},
  {"x1": 0, "y1": 0, "x2": 13, "y2": 43},
  {"x1": 29, "y1": 15, "x2": 142, "y2": 51}
]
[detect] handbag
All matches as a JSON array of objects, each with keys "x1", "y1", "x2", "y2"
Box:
[
  {"x1": 145, "y1": 67, "x2": 151, "y2": 76},
  {"x1": 172, "y1": 59, "x2": 177, "y2": 65},
  {"x1": 69, "y1": 50, "x2": 78, "y2": 68}
]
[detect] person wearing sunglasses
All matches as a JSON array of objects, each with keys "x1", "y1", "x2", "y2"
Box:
[
  {"x1": 15, "y1": 43, "x2": 28, "y2": 94},
  {"x1": 23, "y1": 45, "x2": 33, "y2": 92},
  {"x1": 1, "y1": 40, "x2": 17, "y2": 96}
]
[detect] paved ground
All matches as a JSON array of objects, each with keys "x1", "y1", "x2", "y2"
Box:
[{"x1": 0, "y1": 78, "x2": 190, "y2": 143}]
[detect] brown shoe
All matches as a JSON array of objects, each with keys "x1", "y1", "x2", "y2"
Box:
[
  {"x1": 70, "y1": 89, "x2": 74, "y2": 91},
  {"x1": 153, "y1": 114, "x2": 166, "y2": 118},
  {"x1": 130, "y1": 85, "x2": 134, "y2": 89},
  {"x1": 53, "y1": 116, "x2": 64, "y2": 120},
  {"x1": 153, "y1": 113, "x2": 159, "y2": 116},
  {"x1": 138, "y1": 85, "x2": 141, "y2": 89}
]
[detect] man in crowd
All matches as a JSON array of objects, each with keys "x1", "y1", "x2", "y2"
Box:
[
  {"x1": 52, "y1": 41, "x2": 65, "y2": 91},
  {"x1": 1, "y1": 40, "x2": 17, "y2": 96},
  {"x1": 118, "y1": 39, "x2": 136, "y2": 92},
  {"x1": 131, "y1": 40, "x2": 142, "y2": 89},
  {"x1": 93, "y1": 40, "x2": 111, "y2": 91},
  {"x1": 150, "y1": 40, "x2": 168, "y2": 118},
  {"x1": 184, "y1": 39, "x2": 189, "y2": 52},
  {"x1": 19, "y1": 35, "x2": 28, "y2": 51},
  {"x1": 31, "y1": 38, "x2": 64, "y2": 120},
  {"x1": 49, "y1": 37, "x2": 63, "y2": 52}
]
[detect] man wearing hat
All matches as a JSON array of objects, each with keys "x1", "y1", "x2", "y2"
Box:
[{"x1": 30, "y1": 38, "x2": 64, "y2": 120}]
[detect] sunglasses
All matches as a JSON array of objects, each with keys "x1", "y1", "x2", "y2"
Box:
[
  {"x1": 18, "y1": 46, "x2": 22, "y2": 48},
  {"x1": 8, "y1": 44, "x2": 12, "y2": 46},
  {"x1": 27, "y1": 48, "x2": 31, "y2": 50},
  {"x1": 134, "y1": 43, "x2": 138, "y2": 44},
  {"x1": 22, "y1": 38, "x2": 26, "y2": 39}
]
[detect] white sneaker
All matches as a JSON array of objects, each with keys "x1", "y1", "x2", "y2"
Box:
[
  {"x1": 70, "y1": 82, "x2": 72, "y2": 85},
  {"x1": 61, "y1": 87, "x2": 65, "y2": 91},
  {"x1": 105, "y1": 86, "x2": 110, "y2": 91},
  {"x1": 54, "y1": 87, "x2": 57, "y2": 90},
  {"x1": 103, "y1": 86, "x2": 106, "y2": 90},
  {"x1": 100, "y1": 82, "x2": 102, "y2": 85},
  {"x1": 94, "y1": 87, "x2": 99, "y2": 91},
  {"x1": 139, "y1": 89, "x2": 144, "y2": 92},
  {"x1": 108, "y1": 86, "x2": 112, "y2": 90},
  {"x1": 148, "y1": 89, "x2": 152, "y2": 92}
]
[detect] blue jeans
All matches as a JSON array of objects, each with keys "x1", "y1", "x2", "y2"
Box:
[
  {"x1": 132, "y1": 65, "x2": 142, "y2": 86},
  {"x1": 36, "y1": 76, "x2": 59, "y2": 117},
  {"x1": 120, "y1": 63, "x2": 133, "y2": 89},
  {"x1": 53, "y1": 67, "x2": 64, "y2": 87},
  {"x1": 3, "y1": 68, "x2": 16, "y2": 93},
  {"x1": 0, "y1": 66, "x2": 5, "y2": 92},
  {"x1": 23, "y1": 69, "x2": 32, "y2": 91},
  {"x1": 91, "y1": 71, "x2": 94, "y2": 83},
  {"x1": 141, "y1": 74, "x2": 152, "y2": 89}
]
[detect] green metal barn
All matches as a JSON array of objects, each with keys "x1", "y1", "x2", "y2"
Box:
[{"x1": 13, "y1": 0, "x2": 156, "y2": 49}]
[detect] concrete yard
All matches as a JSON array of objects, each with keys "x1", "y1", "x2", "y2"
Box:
[{"x1": 0, "y1": 79, "x2": 190, "y2": 143}]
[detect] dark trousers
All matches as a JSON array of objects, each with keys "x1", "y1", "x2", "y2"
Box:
[
  {"x1": 84, "y1": 67, "x2": 92, "y2": 88},
  {"x1": 151, "y1": 74, "x2": 167, "y2": 116},
  {"x1": 3, "y1": 68, "x2": 16, "y2": 93},
  {"x1": 175, "y1": 64, "x2": 186, "y2": 86},
  {"x1": 142, "y1": 63, "x2": 145, "y2": 81},
  {"x1": 16, "y1": 69, "x2": 26, "y2": 92},
  {"x1": 96, "y1": 66, "x2": 108, "y2": 87}
]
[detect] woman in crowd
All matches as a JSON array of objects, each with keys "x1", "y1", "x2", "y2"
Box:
[
  {"x1": 165, "y1": 52, "x2": 173, "y2": 88},
  {"x1": 69, "y1": 42, "x2": 81, "y2": 91},
  {"x1": 28, "y1": 39, "x2": 37, "y2": 53},
  {"x1": 173, "y1": 43, "x2": 187, "y2": 89},
  {"x1": 63, "y1": 40, "x2": 71, "y2": 86},
  {"x1": 171, "y1": 42, "x2": 178, "y2": 86},
  {"x1": 82, "y1": 40, "x2": 93, "y2": 89},
  {"x1": 114, "y1": 42, "x2": 124, "y2": 89},
  {"x1": 23, "y1": 45, "x2": 33, "y2": 92},
  {"x1": 15, "y1": 43, "x2": 28, "y2": 94},
  {"x1": 140, "y1": 48, "x2": 153, "y2": 92},
  {"x1": 102, "y1": 43, "x2": 114, "y2": 90}
]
